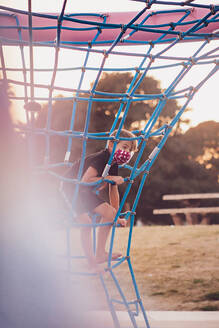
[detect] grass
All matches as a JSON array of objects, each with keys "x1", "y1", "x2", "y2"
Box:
[
  {"x1": 103, "y1": 225, "x2": 219, "y2": 311},
  {"x1": 60, "y1": 224, "x2": 219, "y2": 311},
  {"x1": 193, "y1": 279, "x2": 204, "y2": 284}
]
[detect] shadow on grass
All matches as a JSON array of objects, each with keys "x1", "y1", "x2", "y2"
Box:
[
  {"x1": 198, "y1": 305, "x2": 218, "y2": 311},
  {"x1": 204, "y1": 291, "x2": 219, "y2": 301}
]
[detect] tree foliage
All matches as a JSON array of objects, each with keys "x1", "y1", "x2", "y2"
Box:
[{"x1": 184, "y1": 121, "x2": 219, "y2": 176}]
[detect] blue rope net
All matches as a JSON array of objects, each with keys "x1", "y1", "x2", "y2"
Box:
[{"x1": 1, "y1": 1, "x2": 219, "y2": 327}]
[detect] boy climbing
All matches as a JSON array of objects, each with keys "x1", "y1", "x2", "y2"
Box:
[{"x1": 63, "y1": 129, "x2": 138, "y2": 272}]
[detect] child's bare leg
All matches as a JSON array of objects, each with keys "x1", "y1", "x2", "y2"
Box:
[
  {"x1": 94, "y1": 203, "x2": 127, "y2": 263},
  {"x1": 79, "y1": 213, "x2": 101, "y2": 271}
]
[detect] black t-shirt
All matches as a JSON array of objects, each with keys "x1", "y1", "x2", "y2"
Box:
[
  {"x1": 62, "y1": 149, "x2": 118, "y2": 212},
  {"x1": 65, "y1": 149, "x2": 118, "y2": 179}
]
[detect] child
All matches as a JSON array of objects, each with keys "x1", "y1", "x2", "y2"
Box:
[{"x1": 63, "y1": 129, "x2": 138, "y2": 272}]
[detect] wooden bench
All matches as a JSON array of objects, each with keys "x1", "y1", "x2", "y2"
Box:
[{"x1": 153, "y1": 193, "x2": 219, "y2": 225}]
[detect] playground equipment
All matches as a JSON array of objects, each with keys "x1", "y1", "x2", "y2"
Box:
[{"x1": 1, "y1": 1, "x2": 219, "y2": 327}]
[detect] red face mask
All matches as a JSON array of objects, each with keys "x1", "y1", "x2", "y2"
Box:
[{"x1": 113, "y1": 149, "x2": 132, "y2": 165}]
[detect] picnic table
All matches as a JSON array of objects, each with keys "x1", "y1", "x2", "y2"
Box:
[{"x1": 153, "y1": 193, "x2": 219, "y2": 225}]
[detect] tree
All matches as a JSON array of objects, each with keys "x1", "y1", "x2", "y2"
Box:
[
  {"x1": 90, "y1": 72, "x2": 187, "y2": 133},
  {"x1": 35, "y1": 96, "x2": 87, "y2": 164},
  {"x1": 184, "y1": 121, "x2": 219, "y2": 177},
  {"x1": 35, "y1": 72, "x2": 185, "y2": 163}
]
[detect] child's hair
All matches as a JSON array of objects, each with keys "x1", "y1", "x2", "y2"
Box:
[{"x1": 107, "y1": 129, "x2": 138, "y2": 152}]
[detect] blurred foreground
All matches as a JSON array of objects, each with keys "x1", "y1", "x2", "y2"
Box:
[{"x1": 0, "y1": 108, "x2": 107, "y2": 328}]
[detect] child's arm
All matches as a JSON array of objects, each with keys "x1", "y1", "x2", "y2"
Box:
[
  {"x1": 82, "y1": 167, "x2": 124, "y2": 185},
  {"x1": 109, "y1": 184, "x2": 120, "y2": 211},
  {"x1": 81, "y1": 166, "x2": 102, "y2": 183}
]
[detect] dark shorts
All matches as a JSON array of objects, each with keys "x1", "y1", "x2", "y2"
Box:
[{"x1": 63, "y1": 185, "x2": 105, "y2": 215}]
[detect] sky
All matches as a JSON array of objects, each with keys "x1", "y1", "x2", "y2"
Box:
[{"x1": 1, "y1": 0, "x2": 219, "y2": 130}]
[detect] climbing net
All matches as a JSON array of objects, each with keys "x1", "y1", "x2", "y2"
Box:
[{"x1": 1, "y1": 1, "x2": 219, "y2": 327}]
